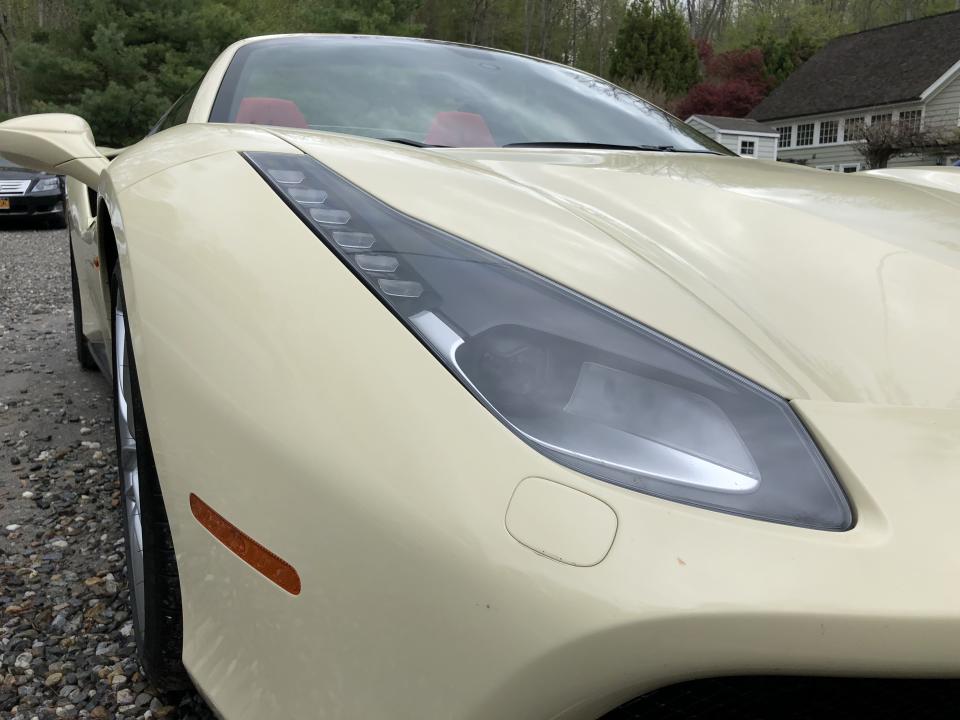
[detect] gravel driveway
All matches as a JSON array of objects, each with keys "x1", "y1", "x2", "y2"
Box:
[{"x1": 0, "y1": 223, "x2": 214, "y2": 719}]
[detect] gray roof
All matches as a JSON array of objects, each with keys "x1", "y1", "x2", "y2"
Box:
[
  {"x1": 751, "y1": 10, "x2": 960, "y2": 122},
  {"x1": 688, "y1": 114, "x2": 779, "y2": 135}
]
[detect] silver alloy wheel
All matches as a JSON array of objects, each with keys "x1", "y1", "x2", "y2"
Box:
[{"x1": 115, "y1": 296, "x2": 146, "y2": 635}]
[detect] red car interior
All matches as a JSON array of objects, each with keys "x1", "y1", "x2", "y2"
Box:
[
  {"x1": 235, "y1": 97, "x2": 309, "y2": 128},
  {"x1": 425, "y1": 111, "x2": 496, "y2": 147}
]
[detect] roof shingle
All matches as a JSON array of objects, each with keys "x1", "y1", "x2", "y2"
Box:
[{"x1": 750, "y1": 10, "x2": 960, "y2": 122}]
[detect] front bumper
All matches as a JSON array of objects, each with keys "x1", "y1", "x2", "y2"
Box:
[
  {"x1": 173, "y1": 368, "x2": 960, "y2": 720},
  {"x1": 0, "y1": 191, "x2": 64, "y2": 217}
]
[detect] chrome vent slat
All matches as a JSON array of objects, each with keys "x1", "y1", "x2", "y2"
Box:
[{"x1": 0, "y1": 180, "x2": 31, "y2": 196}]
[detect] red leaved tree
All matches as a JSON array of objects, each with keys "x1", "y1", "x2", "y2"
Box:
[
  {"x1": 674, "y1": 44, "x2": 771, "y2": 118},
  {"x1": 674, "y1": 78, "x2": 768, "y2": 118}
]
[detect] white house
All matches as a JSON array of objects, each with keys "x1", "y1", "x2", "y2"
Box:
[
  {"x1": 750, "y1": 10, "x2": 960, "y2": 171},
  {"x1": 685, "y1": 114, "x2": 779, "y2": 159}
]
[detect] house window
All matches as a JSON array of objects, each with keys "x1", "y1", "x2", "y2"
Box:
[
  {"x1": 840, "y1": 163, "x2": 860, "y2": 173},
  {"x1": 776, "y1": 126, "x2": 792, "y2": 148},
  {"x1": 871, "y1": 113, "x2": 893, "y2": 126},
  {"x1": 899, "y1": 109, "x2": 922, "y2": 132},
  {"x1": 739, "y1": 139, "x2": 756, "y2": 157},
  {"x1": 796, "y1": 123, "x2": 814, "y2": 146},
  {"x1": 819, "y1": 120, "x2": 838, "y2": 144},
  {"x1": 844, "y1": 116, "x2": 865, "y2": 140}
]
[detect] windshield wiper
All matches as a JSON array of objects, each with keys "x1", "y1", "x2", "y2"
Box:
[
  {"x1": 376, "y1": 138, "x2": 717, "y2": 154},
  {"x1": 504, "y1": 141, "x2": 719, "y2": 154},
  {"x1": 377, "y1": 137, "x2": 449, "y2": 148}
]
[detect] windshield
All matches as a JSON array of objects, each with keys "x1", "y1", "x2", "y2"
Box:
[{"x1": 210, "y1": 36, "x2": 729, "y2": 154}]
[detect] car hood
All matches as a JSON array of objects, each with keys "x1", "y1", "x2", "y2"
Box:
[
  {"x1": 272, "y1": 130, "x2": 960, "y2": 409},
  {"x1": 863, "y1": 166, "x2": 960, "y2": 194}
]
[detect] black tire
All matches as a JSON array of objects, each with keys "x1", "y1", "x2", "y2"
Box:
[
  {"x1": 70, "y1": 243, "x2": 98, "y2": 371},
  {"x1": 112, "y1": 267, "x2": 190, "y2": 690},
  {"x1": 47, "y1": 210, "x2": 67, "y2": 230}
]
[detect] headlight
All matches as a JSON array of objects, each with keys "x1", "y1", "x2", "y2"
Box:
[
  {"x1": 246, "y1": 151, "x2": 852, "y2": 531},
  {"x1": 31, "y1": 176, "x2": 60, "y2": 193}
]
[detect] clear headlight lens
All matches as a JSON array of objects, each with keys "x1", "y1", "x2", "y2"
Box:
[
  {"x1": 31, "y1": 176, "x2": 60, "y2": 193},
  {"x1": 247, "y1": 151, "x2": 852, "y2": 531}
]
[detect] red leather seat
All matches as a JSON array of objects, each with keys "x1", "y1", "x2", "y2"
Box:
[
  {"x1": 425, "y1": 111, "x2": 496, "y2": 147},
  {"x1": 235, "y1": 97, "x2": 308, "y2": 129}
]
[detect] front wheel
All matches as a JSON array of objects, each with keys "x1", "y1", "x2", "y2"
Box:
[{"x1": 112, "y1": 268, "x2": 190, "y2": 690}]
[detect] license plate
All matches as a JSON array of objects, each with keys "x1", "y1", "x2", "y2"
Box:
[{"x1": 0, "y1": 199, "x2": 9, "y2": 210}]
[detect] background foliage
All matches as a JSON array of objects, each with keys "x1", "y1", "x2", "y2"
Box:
[
  {"x1": 0, "y1": 0, "x2": 955, "y2": 145},
  {"x1": 608, "y1": 1, "x2": 700, "y2": 95}
]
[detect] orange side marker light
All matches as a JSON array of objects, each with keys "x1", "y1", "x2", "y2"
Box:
[{"x1": 189, "y1": 493, "x2": 301, "y2": 595}]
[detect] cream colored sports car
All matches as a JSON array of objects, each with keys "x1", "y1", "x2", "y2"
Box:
[{"x1": 2, "y1": 35, "x2": 960, "y2": 719}]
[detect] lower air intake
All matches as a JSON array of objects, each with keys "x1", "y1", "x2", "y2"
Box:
[{"x1": 602, "y1": 677, "x2": 960, "y2": 719}]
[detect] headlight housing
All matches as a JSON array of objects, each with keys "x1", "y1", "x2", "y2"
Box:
[
  {"x1": 246, "y1": 151, "x2": 852, "y2": 531},
  {"x1": 31, "y1": 176, "x2": 60, "y2": 193}
]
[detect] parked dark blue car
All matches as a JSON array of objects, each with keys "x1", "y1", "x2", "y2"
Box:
[{"x1": 0, "y1": 154, "x2": 65, "y2": 227}]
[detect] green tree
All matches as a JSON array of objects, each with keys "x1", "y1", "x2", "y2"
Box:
[
  {"x1": 234, "y1": 0, "x2": 424, "y2": 36},
  {"x1": 750, "y1": 25, "x2": 819, "y2": 87},
  {"x1": 15, "y1": 0, "x2": 248, "y2": 146},
  {"x1": 608, "y1": 0, "x2": 699, "y2": 98}
]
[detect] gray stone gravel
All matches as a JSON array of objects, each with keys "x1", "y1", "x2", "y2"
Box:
[{"x1": 0, "y1": 221, "x2": 214, "y2": 719}]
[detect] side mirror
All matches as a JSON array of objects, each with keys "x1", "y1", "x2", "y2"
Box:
[{"x1": 0, "y1": 113, "x2": 108, "y2": 188}]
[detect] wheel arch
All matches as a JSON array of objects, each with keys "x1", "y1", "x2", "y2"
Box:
[
  {"x1": 96, "y1": 197, "x2": 118, "y2": 284},
  {"x1": 94, "y1": 195, "x2": 120, "y2": 374}
]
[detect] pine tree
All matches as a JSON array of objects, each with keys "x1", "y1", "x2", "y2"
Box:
[
  {"x1": 14, "y1": 0, "x2": 247, "y2": 146},
  {"x1": 608, "y1": 0, "x2": 699, "y2": 98}
]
